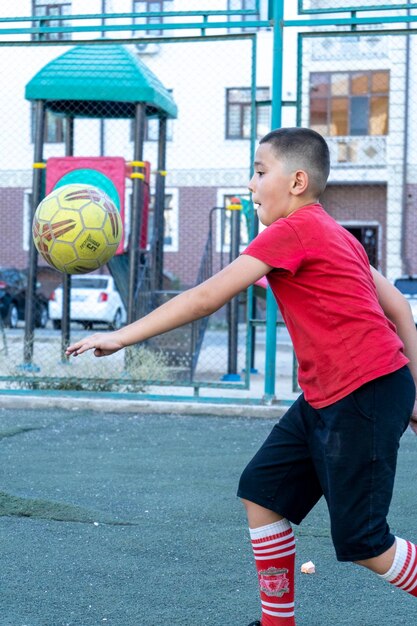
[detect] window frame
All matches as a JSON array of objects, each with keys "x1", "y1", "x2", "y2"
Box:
[
  {"x1": 309, "y1": 69, "x2": 390, "y2": 137},
  {"x1": 132, "y1": 0, "x2": 173, "y2": 37},
  {"x1": 30, "y1": 104, "x2": 67, "y2": 145},
  {"x1": 147, "y1": 188, "x2": 178, "y2": 252},
  {"x1": 32, "y1": 0, "x2": 71, "y2": 41},
  {"x1": 226, "y1": 87, "x2": 271, "y2": 140},
  {"x1": 145, "y1": 90, "x2": 174, "y2": 142},
  {"x1": 129, "y1": 112, "x2": 174, "y2": 143},
  {"x1": 340, "y1": 220, "x2": 380, "y2": 268},
  {"x1": 144, "y1": 115, "x2": 174, "y2": 142},
  {"x1": 227, "y1": 0, "x2": 261, "y2": 34},
  {"x1": 127, "y1": 188, "x2": 178, "y2": 253}
]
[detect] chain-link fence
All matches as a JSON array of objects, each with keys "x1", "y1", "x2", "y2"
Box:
[
  {"x1": 0, "y1": 2, "x2": 262, "y2": 397},
  {"x1": 1, "y1": 1, "x2": 417, "y2": 400}
]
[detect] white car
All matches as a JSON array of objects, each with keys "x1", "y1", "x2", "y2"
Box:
[{"x1": 49, "y1": 274, "x2": 126, "y2": 330}]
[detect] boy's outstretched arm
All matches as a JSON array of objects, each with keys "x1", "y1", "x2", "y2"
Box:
[
  {"x1": 371, "y1": 267, "x2": 417, "y2": 431},
  {"x1": 65, "y1": 254, "x2": 272, "y2": 358}
]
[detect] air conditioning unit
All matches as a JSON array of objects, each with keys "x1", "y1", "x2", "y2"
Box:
[{"x1": 135, "y1": 43, "x2": 160, "y2": 55}]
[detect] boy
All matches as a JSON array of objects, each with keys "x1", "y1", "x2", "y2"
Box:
[{"x1": 66, "y1": 128, "x2": 417, "y2": 625}]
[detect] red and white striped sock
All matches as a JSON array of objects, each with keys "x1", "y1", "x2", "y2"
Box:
[
  {"x1": 250, "y1": 519, "x2": 296, "y2": 626},
  {"x1": 378, "y1": 537, "x2": 417, "y2": 596}
]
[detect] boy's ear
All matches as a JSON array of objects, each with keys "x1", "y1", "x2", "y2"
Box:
[{"x1": 291, "y1": 170, "x2": 309, "y2": 196}]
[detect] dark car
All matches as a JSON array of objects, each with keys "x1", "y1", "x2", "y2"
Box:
[{"x1": 0, "y1": 268, "x2": 49, "y2": 329}]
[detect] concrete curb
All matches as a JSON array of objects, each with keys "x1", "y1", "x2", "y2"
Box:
[{"x1": 0, "y1": 394, "x2": 289, "y2": 418}]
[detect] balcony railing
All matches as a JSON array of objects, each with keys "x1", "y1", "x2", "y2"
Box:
[
  {"x1": 310, "y1": 35, "x2": 389, "y2": 61},
  {"x1": 327, "y1": 135, "x2": 387, "y2": 167}
]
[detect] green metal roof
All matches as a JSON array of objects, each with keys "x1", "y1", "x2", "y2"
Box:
[{"x1": 25, "y1": 44, "x2": 177, "y2": 119}]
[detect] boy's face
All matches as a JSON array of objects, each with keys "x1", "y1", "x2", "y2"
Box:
[{"x1": 248, "y1": 142, "x2": 298, "y2": 226}]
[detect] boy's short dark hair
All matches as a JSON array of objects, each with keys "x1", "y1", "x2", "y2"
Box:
[{"x1": 260, "y1": 127, "x2": 330, "y2": 197}]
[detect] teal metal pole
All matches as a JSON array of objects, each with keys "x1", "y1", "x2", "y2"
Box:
[
  {"x1": 264, "y1": 0, "x2": 284, "y2": 403},
  {"x1": 247, "y1": 35, "x2": 258, "y2": 376},
  {"x1": 296, "y1": 33, "x2": 302, "y2": 127}
]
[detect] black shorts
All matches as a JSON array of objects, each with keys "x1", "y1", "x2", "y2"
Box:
[{"x1": 237, "y1": 366, "x2": 416, "y2": 562}]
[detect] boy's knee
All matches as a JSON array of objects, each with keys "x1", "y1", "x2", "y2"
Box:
[
  {"x1": 240, "y1": 497, "x2": 285, "y2": 527},
  {"x1": 240, "y1": 497, "x2": 267, "y2": 514}
]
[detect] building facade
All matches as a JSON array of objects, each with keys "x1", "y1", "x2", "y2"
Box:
[{"x1": 0, "y1": 1, "x2": 415, "y2": 297}]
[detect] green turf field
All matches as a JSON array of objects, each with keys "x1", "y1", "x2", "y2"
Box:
[{"x1": 0, "y1": 408, "x2": 416, "y2": 625}]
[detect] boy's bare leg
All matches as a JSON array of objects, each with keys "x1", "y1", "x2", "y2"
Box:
[
  {"x1": 242, "y1": 500, "x2": 296, "y2": 625},
  {"x1": 242, "y1": 499, "x2": 397, "y2": 574},
  {"x1": 357, "y1": 538, "x2": 417, "y2": 597},
  {"x1": 356, "y1": 543, "x2": 397, "y2": 574},
  {"x1": 242, "y1": 499, "x2": 284, "y2": 528}
]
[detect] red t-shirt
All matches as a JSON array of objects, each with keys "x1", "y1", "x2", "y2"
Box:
[{"x1": 243, "y1": 203, "x2": 408, "y2": 408}]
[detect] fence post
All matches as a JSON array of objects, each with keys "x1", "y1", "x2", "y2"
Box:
[
  {"x1": 23, "y1": 99, "x2": 45, "y2": 370},
  {"x1": 224, "y1": 201, "x2": 242, "y2": 381},
  {"x1": 61, "y1": 115, "x2": 74, "y2": 362},
  {"x1": 152, "y1": 116, "x2": 167, "y2": 291},
  {"x1": 127, "y1": 103, "x2": 146, "y2": 324},
  {"x1": 263, "y1": 0, "x2": 284, "y2": 403}
]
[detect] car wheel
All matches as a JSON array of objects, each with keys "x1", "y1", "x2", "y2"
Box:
[
  {"x1": 35, "y1": 303, "x2": 48, "y2": 329},
  {"x1": 52, "y1": 320, "x2": 61, "y2": 330},
  {"x1": 110, "y1": 308, "x2": 123, "y2": 330},
  {"x1": 5, "y1": 303, "x2": 18, "y2": 329}
]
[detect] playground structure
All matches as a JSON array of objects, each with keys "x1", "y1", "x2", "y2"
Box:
[
  {"x1": 22, "y1": 41, "x2": 249, "y2": 385},
  {"x1": 23, "y1": 43, "x2": 175, "y2": 367}
]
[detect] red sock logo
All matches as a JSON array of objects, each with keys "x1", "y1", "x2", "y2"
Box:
[{"x1": 251, "y1": 526, "x2": 296, "y2": 625}]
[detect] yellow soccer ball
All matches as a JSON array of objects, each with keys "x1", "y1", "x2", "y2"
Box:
[{"x1": 32, "y1": 183, "x2": 123, "y2": 274}]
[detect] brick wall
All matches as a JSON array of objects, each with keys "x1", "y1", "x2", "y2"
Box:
[
  {"x1": 164, "y1": 183, "x2": 390, "y2": 288},
  {"x1": 321, "y1": 183, "x2": 387, "y2": 273},
  {"x1": 0, "y1": 188, "x2": 27, "y2": 269},
  {"x1": 164, "y1": 186, "x2": 217, "y2": 287},
  {"x1": 0, "y1": 182, "x2": 396, "y2": 296}
]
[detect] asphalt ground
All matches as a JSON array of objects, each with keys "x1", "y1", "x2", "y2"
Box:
[{"x1": 0, "y1": 407, "x2": 416, "y2": 626}]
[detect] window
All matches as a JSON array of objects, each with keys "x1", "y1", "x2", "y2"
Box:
[
  {"x1": 309, "y1": 70, "x2": 389, "y2": 136},
  {"x1": 227, "y1": 0, "x2": 260, "y2": 33},
  {"x1": 130, "y1": 91, "x2": 174, "y2": 142},
  {"x1": 343, "y1": 224, "x2": 378, "y2": 267},
  {"x1": 31, "y1": 104, "x2": 68, "y2": 144},
  {"x1": 32, "y1": 0, "x2": 71, "y2": 41},
  {"x1": 226, "y1": 88, "x2": 270, "y2": 139},
  {"x1": 132, "y1": 0, "x2": 173, "y2": 37},
  {"x1": 130, "y1": 114, "x2": 174, "y2": 143},
  {"x1": 146, "y1": 90, "x2": 174, "y2": 142},
  {"x1": 145, "y1": 116, "x2": 174, "y2": 142},
  {"x1": 100, "y1": 0, "x2": 112, "y2": 33},
  {"x1": 147, "y1": 190, "x2": 178, "y2": 252}
]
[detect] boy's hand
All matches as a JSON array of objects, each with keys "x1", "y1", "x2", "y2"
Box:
[
  {"x1": 410, "y1": 400, "x2": 417, "y2": 435},
  {"x1": 65, "y1": 331, "x2": 124, "y2": 358}
]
